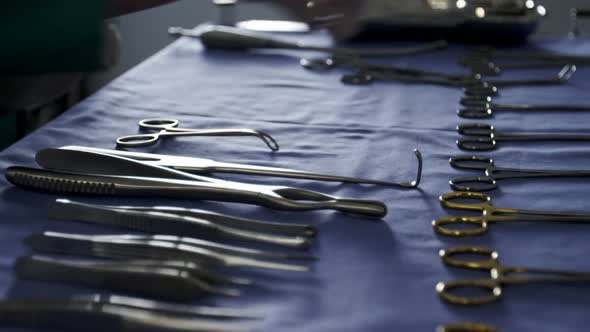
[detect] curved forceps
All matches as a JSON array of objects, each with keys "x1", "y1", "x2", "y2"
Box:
[
  {"x1": 433, "y1": 192, "x2": 590, "y2": 237},
  {"x1": 437, "y1": 322, "x2": 499, "y2": 332},
  {"x1": 458, "y1": 95, "x2": 590, "y2": 119},
  {"x1": 449, "y1": 155, "x2": 590, "y2": 191},
  {"x1": 456, "y1": 123, "x2": 590, "y2": 151},
  {"x1": 436, "y1": 246, "x2": 590, "y2": 305},
  {"x1": 116, "y1": 119, "x2": 279, "y2": 151}
]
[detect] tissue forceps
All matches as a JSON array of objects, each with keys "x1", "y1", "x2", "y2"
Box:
[
  {"x1": 0, "y1": 298, "x2": 251, "y2": 332},
  {"x1": 436, "y1": 246, "x2": 590, "y2": 305},
  {"x1": 116, "y1": 119, "x2": 279, "y2": 151},
  {"x1": 456, "y1": 123, "x2": 590, "y2": 151},
  {"x1": 449, "y1": 156, "x2": 590, "y2": 191},
  {"x1": 28, "y1": 232, "x2": 253, "y2": 286},
  {"x1": 61, "y1": 145, "x2": 422, "y2": 189},
  {"x1": 49, "y1": 199, "x2": 314, "y2": 249},
  {"x1": 26, "y1": 231, "x2": 310, "y2": 272},
  {"x1": 437, "y1": 322, "x2": 499, "y2": 332},
  {"x1": 433, "y1": 192, "x2": 590, "y2": 237},
  {"x1": 458, "y1": 95, "x2": 590, "y2": 118}
]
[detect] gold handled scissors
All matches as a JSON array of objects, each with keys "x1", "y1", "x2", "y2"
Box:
[
  {"x1": 116, "y1": 118, "x2": 279, "y2": 151},
  {"x1": 437, "y1": 322, "x2": 499, "y2": 332},
  {"x1": 436, "y1": 246, "x2": 590, "y2": 305},
  {"x1": 432, "y1": 192, "x2": 590, "y2": 237}
]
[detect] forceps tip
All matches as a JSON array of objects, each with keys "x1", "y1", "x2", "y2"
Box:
[{"x1": 410, "y1": 149, "x2": 423, "y2": 188}]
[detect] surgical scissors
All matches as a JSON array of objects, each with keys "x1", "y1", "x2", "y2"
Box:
[
  {"x1": 116, "y1": 119, "x2": 279, "y2": 151},
  {"x1": 456, "y1": 123, "x2": 590, "y2": 151},
  {"x1": 433, "y1": 192, "x2": 590, "y2": 237},
  {"x1": 436, "y1": 322, "x2": 499, "y2": 332},
  {"x1": 449, "y1": 155, "x2": 590, "y2": 191},
  {"x1": 436, "y1": 246, "x2": 590, "y2": 305},
  {"x1": 458, "y1": 95, "x2": 590, "y2": 118}
]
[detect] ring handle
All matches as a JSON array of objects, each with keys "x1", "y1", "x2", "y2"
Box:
[
  {"x1": 439, "y1": 191, "x2": 491, "y2": 210},
  {"x1": 457, "y1": 108, "x2": 493, "y2": 119},
  {"x1": 449, "y1": 177, "x2": 497, "y2": 192},
  {"x1": 436, "y1": 279, "x2": 501, "y2": 305},
  {"x1": 439, "y1": 246, "x2": 498, "y2": 269},
  {"x1": 432, "y1": 216, "x2": 488, "y2": 237},
  {"x1": 449, "y1": 155, "x2": 494, "y2": 170},
  {"x1": 116, "y1": 134, "x2": 160, "y2": 147},
  {"x1": 138, "y1": 118, "x2": 179, "y2": 130},
  {"x1": 457, "y1": 138, "x2": 497, "y2": 151},
  {"x1": 456, "y1": 123, "x2": 494, "y2": 136},
  {"x1": 437, "y1": 322, "x2": 499, "y2": 332},
  {"x1": 460, "y1": 96, "x2": 492, "y2": 107}
]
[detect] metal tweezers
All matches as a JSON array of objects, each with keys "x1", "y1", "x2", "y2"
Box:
[
  {"x1": 49, "y1": 198, "x2": 317, "y2": 249},
  {"x1": 26, "y1": 231, "x2": 312, "y2": 273},
  {"x1": 0, "y1": 295, "x2": 257, "y2": 332},
  {"x1": 16, "y1": 255, "x2": 240, "y2": 300}
]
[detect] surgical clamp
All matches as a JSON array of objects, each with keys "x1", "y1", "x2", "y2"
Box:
[
  {"x1": 116, "y1": 118, "x2": 279, "y2": 151},
  {"x1": 58, "y1": 145, "x2": 422, "y2": 189},
  {"x1": 449, "y1": 155, "x2": 590, "y2": 191},
  {"x1": 458, "y1": 95, "x2": 590, "y2": 118},
  {"x1": 456, "y1": 123, "x2": 590, "y2": 151}
]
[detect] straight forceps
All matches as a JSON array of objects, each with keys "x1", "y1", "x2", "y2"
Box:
[
  {"x1": 433, "y1": 192, "x2": 590, "y2": 237},
  {"x1": 116, "y1": 119, "x2": 279, "y2": 151},
  {"x1": 0, "y1": 297, "x2": 251, "y2": 332},
  {"x1": 436, "y1": 246, "x2": 590, "y2": 305},
  {"x1": 449, "y1": 156, "x2": 590, "y2": 191},
  {"x1": 456, "y1": 123, "x2": 590, "y2": 151},
  {"x1": 26, "y1": 232, "x2": 311, "y2": 272},
  {"x1": 458, "y1": 95, "x2": 590, "y2": 119},
  {"x1": 61, "y1": 146, "x2": 422, "y2": 189}
]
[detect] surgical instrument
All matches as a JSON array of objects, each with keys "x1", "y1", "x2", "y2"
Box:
[
  {"x1": 28, "y1": 232, "x2": 253, "y2": 286},
  {"x1": 456, "y1": 123, "x2": 590, "y2": 151},
  {"x1": 436, "y1": 322, "x2": 499, "y2": 332},
  {"x1": 169, "y1": 24, "x2": 448, "y2": 57},
  {"x1": 116, "y1": 118, "x2": 279, "y2": 151},
  {"x1": 341, "y1": 64, "x2": 576, "y2": 89},
  {"x1": 31, "y1": 147, "x2": 389, "y2": 218},
  {"x1": 57, "y1": 145, "x2": 422, "y2": 189},
  {"x1": 458, "y1": 95, "x2": 590, "y2": 118},
  {"x1": 25, "y1": 231, "x2": 311, "y2": 272},
  {"x1": 436, "y1": 246, "x2": 590, "y2": 305},
  {"x1": 55, "y1": 293, "x2": 262, "y2": 319},
  {"x1": 7, "y1": 167, "x2": 387, "y2": 218},
  {"x1": 16, "y1": 255, "x2": 239, "y2": 300},
  {"x1": 53, "y1": 198, "x2": 316, "y2": 237},
  {"x1": 49, "y1": 199, "x2": 314, "y2": 249},
  {"x1": 449, "y1": 155, "x2": 590, "y2": 191},
  {"x1": 433, "y1": 192, "x2": 590, "y2": 237},
  {"x1": 0, "y1": 298, "x2": 251, "y2": 332}
]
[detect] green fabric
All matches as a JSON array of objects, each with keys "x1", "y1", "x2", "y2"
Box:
[{"x1": 0, "y1": 1, "x2": 105, "y2": 74}]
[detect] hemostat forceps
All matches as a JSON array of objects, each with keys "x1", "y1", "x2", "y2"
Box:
[
  {"x1": 456, "y1": 123, "x2": 590, "y2": 151},
  {"x1": 436, "y1": 246, "x2": 590, "y2": 305},
  {"x1": 449, "y1": 155, "x2": 590, "y2": 191},
  {"x1": 433, "y1": 192, "x2": 590, "y2": 237},
  {"x1": 458, "y1": 95, "x2": 590, "y2": 118},
  {"x1": 116, "y1": 118, "x2": 279, "y2": 151},
  {"x1": 59, "y1": 145, "x2": 422, "y2": 189}
]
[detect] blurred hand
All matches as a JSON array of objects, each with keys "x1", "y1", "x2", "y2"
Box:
[{"x1": 272, "y1": 0, "x2": 363, "y2": 39}]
